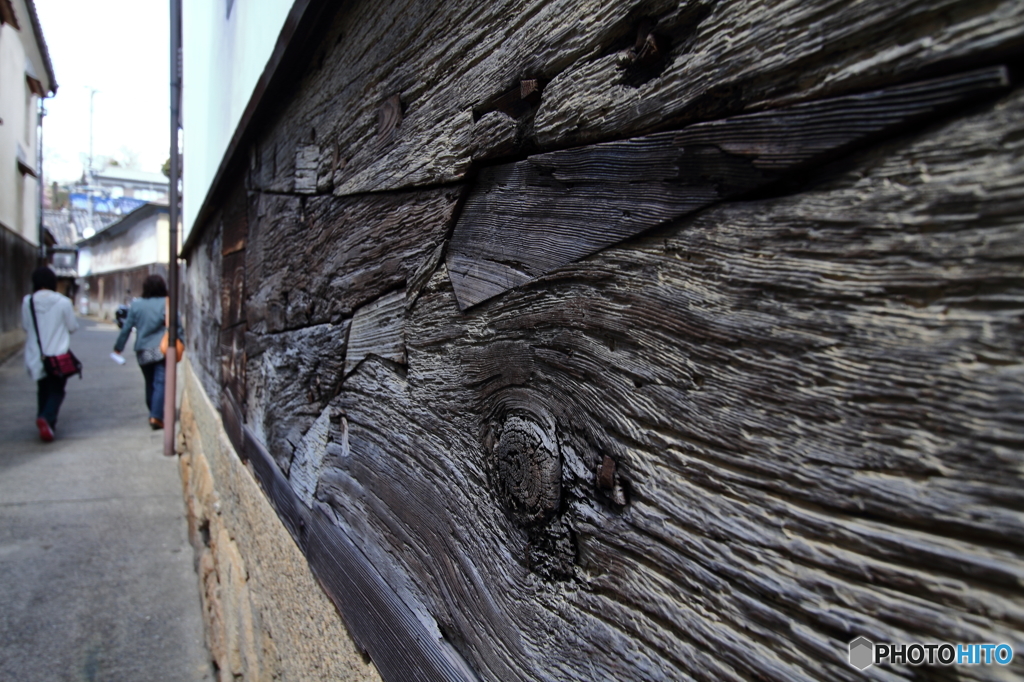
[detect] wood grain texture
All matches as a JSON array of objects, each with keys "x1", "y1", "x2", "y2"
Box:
[
  {"x1": 448, "y1": 67, "x2": 1009, "y2": 309},
  {"x1": 532, "y1": 0, "x2": 1024, "y2": 147},
  {"x1": 178, "y1": 1, "x2": 1024, "y2": 680},
  {"x1": 221, "y1": 184, "x2": 251, "y2": 257},
  {"x1": 289, "y1": 407, "x2": 333, "y2": 508},
  {"x1": 245, "y1": 322, "x2": 350, "y2": 474},
  {"x1": 300, "y1": 84, "x2": 1023, "y2": 680},
  {"x1": 219, "y1": 324, "x2": 246, "y2": 415},
  {"x1": 183, "y1": 221, "x2": 223, "y2": 401},
  {"x1": 244, "y1": 188, "x2": 460, "y2": 335},
  {"x1": 221, "y1": 246, "x2": 248, "y2": 412},
  {"x1": 234, "y1": 419, "x2": 479, "y2": 682},
  {"x1": 241, "y1": 0, "x2": 1024, "y2": 199},
  {"x1": 345, "y1": 289, "x2": 407, "y2": 375},
  {"x1": 221, "y1": 250, "x2": 246, "y2": 330}
]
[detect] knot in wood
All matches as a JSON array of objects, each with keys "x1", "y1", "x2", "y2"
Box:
[{"x1": 492, "y1": 415, "x2": 560, "y2": 525}]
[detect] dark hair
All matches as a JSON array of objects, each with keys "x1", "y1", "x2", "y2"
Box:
[
  {"x1": 32, "y1": 266, "x2": 57, "y2": 292},
  {"x1": 141, "y1": 274, "x2": 168, "y2": 298}
]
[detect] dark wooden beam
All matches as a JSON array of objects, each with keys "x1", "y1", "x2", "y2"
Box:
[
  {"x1": 238, "y1": 419, "x2": 479, "y2": 682},
  {"x1": 447, "y1": 66, "x2": 1010, "y2": 310}
]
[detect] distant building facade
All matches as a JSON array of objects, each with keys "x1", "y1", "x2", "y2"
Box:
[
  {"x1": 76, "y1": 202, "x2": 173, "y2": 321},
  {"x1": 40, "y1": 207, "x2": 80, "y2": 297},
  {"x1": 69, "y1": 166, "x2": 169, "y2": 219},
  {"x1": 91, "y1": 167, "x2": 168, "y2": 202},
  {"x1": 0, "y1": 0, "x2": 55, "y2": 360}
]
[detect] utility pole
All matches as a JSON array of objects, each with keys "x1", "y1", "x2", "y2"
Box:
[
  {"x1": 86, "y1": 87, "x2": 98, "y2": 233},
  {"x1": 164, "y1": 0, "x2": 182, "y2": 457},
  {"x1": 37, "y1": 98, "x2": 46, "y2": 262},
  {"x1": 87, "y1": 87, "x2": 96, "y2": 173}
]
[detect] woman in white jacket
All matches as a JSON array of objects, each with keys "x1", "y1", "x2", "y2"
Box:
[{"x1": 22, "y1": 267, "x2": 78, "y2": 442}]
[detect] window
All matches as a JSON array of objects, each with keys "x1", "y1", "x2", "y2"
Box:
[{"x1": 53, "y1": 252, "x2": 75, "y2": 269}]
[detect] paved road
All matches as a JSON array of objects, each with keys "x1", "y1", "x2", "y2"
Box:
[{"x1": 0, "y1": 318, "x2": 212, "y2": 681}]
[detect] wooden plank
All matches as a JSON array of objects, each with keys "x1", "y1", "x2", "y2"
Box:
[
  {"x1": 0, "y1": 221, "x2": 37, "y2": 347},
  {"x1": 474, "y1": 80, "x2": 542, "y2": 121},
  {"x1": 345, "y1": 289, "x2": 406, "y2": 375},
  {"x1": 220, "y1": 388, "x2": 245, "y2": 462},
  {"x1": 185, "y1": 2, "x2": 1024, "y2": 680},
  {"x1": 245, "y1": 188, "x2": 459, "y2": 334},
  {"x1": 239, "y1": 0, "x2": 1024, "y2": 198},
  {"x1": 468, "y1": 112, "x2": 519, "y2": 163},
  {"x1": 245, "y1": 321, "x2": 350, "y2": 475},
  {"x1": 242, "y1": 423, "x2": 309, "y2": 550},
  {"x1": 239, "y1": 421, "x2": 479, "y2": 682},
  {"x1": 306, "y1": 504, "x2": 480, "y2": 682},
  {"x1": 219, "y1": 323, "x2": 246, "y2": 412},
  {"x1": 294, "y1": 144, "x2": 320, "y2": 194},
  {"x1": 221, "y1": 250, "x2": 246, "y2": 328},
  {"x1": 221, "y1": 184, "x2": 251, "y2": 256},
  {"x1": 299, "y1": 85, "x2": 1024, "y2": 680},
  {"x1": 447, "y1": 66, "x2": 1010, "y2": 309},
  {"x1": 182, "y1": 222, "x2": 223, "y2": 400},
  {"x1": 536, "y1": 0, "x2": 1024, "y2": 147},
  {"x1": 289, "y1": 407, "x2": 334, "y2": 508}
]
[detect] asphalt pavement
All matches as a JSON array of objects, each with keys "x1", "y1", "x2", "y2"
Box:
[{"x1": 0, "y1": 317, "x2": 212, "y2": 681}]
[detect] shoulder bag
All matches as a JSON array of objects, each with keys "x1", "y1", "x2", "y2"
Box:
[
  {"x1": 29, "y1": 294, "x2": 82, "y2": 379},
  {"x1": 159, "y1": 299, "x2": 184, "y2": 362}
]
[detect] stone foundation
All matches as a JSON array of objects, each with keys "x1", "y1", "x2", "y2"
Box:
[{"x1": 177, "y1": 358, "x2": 381, "y2": 682}]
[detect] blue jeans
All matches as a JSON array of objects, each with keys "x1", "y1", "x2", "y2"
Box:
[
  {"x1": 37, "y1": 374, "x2": 67, "y2": 427},
  {"x1": 140, "y1": 361, "x2": 165, "y2": 421}
]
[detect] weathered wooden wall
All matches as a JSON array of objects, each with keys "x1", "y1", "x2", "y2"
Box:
[
  {"x1": 0, "y1": 223, "x2": 35, "y2": 361},
  {"x1": 183, "y1": 0, "x2": 1024, "y2": 680}
]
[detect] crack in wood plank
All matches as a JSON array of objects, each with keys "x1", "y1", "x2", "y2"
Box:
[{"x1": 447, "y1": 66, "x2": 1010, "y2": 310}]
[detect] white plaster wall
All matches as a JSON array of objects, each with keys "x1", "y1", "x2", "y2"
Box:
[
  {"x1": 0, "y1": 0, "x2": 51, "y2": 244},
  {"x1": 77, "y1": 246, "x2": 91, "y2": 277},
  {"x1": 156, "y1": 213, "x2": 170, "y2": 264},
  {"x1": 12, "y1": 0, "x2": 50, "y2": 100},
  {"x1": 0, "y1": 22, "x2": 29, "y2": 239},
  {"x1": 81, "y1": 215, "x2": 160, "y2": 276},
  {"x1": 182, "y1": 0, "x2": 294, "y2": 242}
]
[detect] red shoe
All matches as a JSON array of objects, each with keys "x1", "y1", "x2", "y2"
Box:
[{"x1": 36, "y1": 418, "x2": 54, "y2": 442}]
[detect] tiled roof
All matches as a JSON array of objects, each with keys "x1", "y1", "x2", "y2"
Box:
[
  {"x1": 42, "y1": 210, "x2": 77, "y2": 246},
  {"x1": 42, "y1": 208, "x2": 120, "y2": 245}
]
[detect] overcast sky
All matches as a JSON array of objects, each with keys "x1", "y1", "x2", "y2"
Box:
[{"x1": 35, "y1": 0, "x2": 170, "y2": 183}]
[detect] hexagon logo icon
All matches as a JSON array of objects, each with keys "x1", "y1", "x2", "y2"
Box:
[{"x1": 849, "y1": 637, "x2": 874, "y2": 670}]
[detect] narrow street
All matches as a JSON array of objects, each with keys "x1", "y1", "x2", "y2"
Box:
[{"x1": 0, "y1": 318, "x2": 211, "y2": 681}]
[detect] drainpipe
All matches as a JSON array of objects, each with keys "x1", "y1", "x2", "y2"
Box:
[
  {"x1": 164, "y1": 0, "x2": 182, "y2": 457},
  {"x1": 37, "y1": 97, "x2": 45, "y2": 263}
]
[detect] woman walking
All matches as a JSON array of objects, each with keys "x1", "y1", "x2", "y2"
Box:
[
  {"x1": 113, "y1": 274, "x2": 184, "y2": 430},
  {"x1": 23, "y1": 266, "x2": 79, "y2": 442}
]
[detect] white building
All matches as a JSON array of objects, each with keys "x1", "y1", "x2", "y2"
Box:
[
  {"x1": 76, "y1": 202, "x2": 174, "y2": 320},
  {"x1": 0, "y1": 0, "x2": 55, "y2": 360},
  {"x1": 0, "y1": 0, "x2": 53, "y2": 246},
  {"x1": 91, "y1": 166, "x2": 169, "y2": 203}
]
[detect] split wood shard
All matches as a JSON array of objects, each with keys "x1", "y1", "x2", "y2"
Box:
[
  {"x1": 345, "y1": 289, "x2": 407, "y2": 375},
  {"x1": 447, "y1": 66, "x2": 1009, "y2": 310}
]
